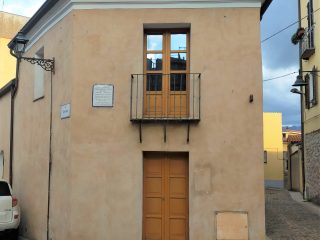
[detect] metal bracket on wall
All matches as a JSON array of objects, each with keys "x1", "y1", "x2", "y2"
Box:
[
  {"x1": 21, "y1": 57, "x2": 55, "y2": 73},
  {"x1": 187, "y1": 122, "x2": 190, "y2": 143},
  {"x1": 163, "y1": 123, "x2": 167, "y2": 143},
  {"x1": 134, "y1": 120, "x2": 197, "y2": 143},
  {"x1": 139, "y1": 122, "x2": 142, "y2": 143}
]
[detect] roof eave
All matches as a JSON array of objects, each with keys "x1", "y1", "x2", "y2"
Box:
[
  {"x1": 8, "y1": 0, "x2": 273, "y2": 49},
  {"x1": 0, "y1": 79, "x2": 15, "y2": 98},
  {"x1": 260, "y1": 0, "x2": 273, "y2": 20}
]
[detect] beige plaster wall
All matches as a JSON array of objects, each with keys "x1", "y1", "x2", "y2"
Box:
[
  {"x1": 290, "y1": 146, "x2": 303, "y2": 193},
  {"x1": 12, "y1": 14, "x2": 73, "y2": 240},
  {"x1": 45, "y1": 14, "x2": 73, "y2": 240},
  {"x1": 13, "y1": 54, "x2": 50, "y2": 239},
  {"x1": 70, "y1": 8, "x2": 264, "y2": 240},
  {"x1": 0, "y1": 93, "x2": 11, "y2": 180},
  {"x1": 14, "y1": 7, "x2": 264, "y2": 240}
]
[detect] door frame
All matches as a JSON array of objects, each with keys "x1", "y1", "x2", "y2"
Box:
[
  {"x1": 142, "y1": 151, "x2": 189, "y2": 240},
  {"x1": 143, "y1": 29, "x2": 190, "y2": 118}
]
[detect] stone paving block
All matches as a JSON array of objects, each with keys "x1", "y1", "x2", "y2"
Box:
[{"x1": 266, "y1": 189, "x2": 320, "y2": 240}]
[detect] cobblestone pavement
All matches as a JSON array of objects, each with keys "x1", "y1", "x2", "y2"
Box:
[{"x1": 265, "y1": 188, "x2": 320, "y2": 240}]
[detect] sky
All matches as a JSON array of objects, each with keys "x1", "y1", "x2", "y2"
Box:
[
  {"x1": 0, "y1": 0, "x2": 45, "y2": 17},
  {"x1": 261, "y1": 0, "x2": 301, "y2": 127},
  {"x1": 1, "y1": 0, "x2": 301, "y2": 126}
]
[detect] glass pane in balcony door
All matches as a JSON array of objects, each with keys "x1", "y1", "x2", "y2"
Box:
[
  {"x1": 171, "y1": 34, "x2": 187, "y2": 51},
  {"x1": 147, "y1": 35, "x2": 163, "y2": 51},
  {"x1": 147, "y1": 74, "x2": 162, "y2": 91},
  {"x1": 170, "y1": 53, "x2": 187, "y2": 70},
  {"x1": 147, "y1": 54, "x2": 163, "y2": 70},
  {"x1": 170, "y1": 74, "x2": 186, "y2": 91}
]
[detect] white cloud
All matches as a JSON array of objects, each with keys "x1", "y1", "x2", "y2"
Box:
[{"x1": 1, "y1": 0, "x2": 45, "y2": 17}]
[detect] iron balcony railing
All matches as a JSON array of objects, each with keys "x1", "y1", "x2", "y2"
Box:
[
  {"x1": 301, "y1": 26, "x2": 315, "y2": 60},
  {"x1": 130, "y1": 73, "x2": 201, "y2": 121}
]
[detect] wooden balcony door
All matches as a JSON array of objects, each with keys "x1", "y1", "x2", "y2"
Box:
[
  {"x1": 144, "y1": 30, "x2": 189, "y2": 118},
  {"x1": 143, "y1": 152, "x2": 189, "y2": 240}
]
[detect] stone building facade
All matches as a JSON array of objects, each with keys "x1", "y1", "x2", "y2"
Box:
[{"x1": 305, "y1": 129, "x2": 320, "y2": 204}]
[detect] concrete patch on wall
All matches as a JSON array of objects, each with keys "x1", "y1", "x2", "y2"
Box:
[
  {"x1": 305, "y1": 130, "x2": 320, "y2": 204},
  {"x1": 216, "y1": 211, "x2": 249, "y2": 240},
  {"x1": 194, "y1": 165, "x2": 212, "y2": 194}
]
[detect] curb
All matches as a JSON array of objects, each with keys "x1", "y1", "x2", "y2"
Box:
[{"x1": 289, "y1": 191, "x2": 320, "y2": 216}]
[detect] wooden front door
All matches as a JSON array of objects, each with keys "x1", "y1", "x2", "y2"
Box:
[
  {"x1": 143, "y1": 152, "x2": 189, "y2": 240},
  {"x1": 144, "y1": 30, "x2": 189, "y2": 118}
]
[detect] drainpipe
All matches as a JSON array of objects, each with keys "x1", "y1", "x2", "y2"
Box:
[
  {"x1": 9, "y1": 50, "x2": 21, "y2": 186},
  {"x1": 298, "y1": 0, "x2": 306, "y2": 198},
  {"x1": 9, "y1": 85, "x2": 14, "y2": 186},
  {"x1": 300, "y1": 85, "x2": 306, "y2": 198},
  {"x1": 47, "y1": 71, "x2": 53, "y2": 240}
]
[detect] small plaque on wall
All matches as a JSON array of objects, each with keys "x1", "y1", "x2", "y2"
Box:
[
  {"x1": 92, "y1": 84, "x2": 114, "y2": 107},
  {"x1": 60, "y1": 103, "x2": 71, "y2": 119}
]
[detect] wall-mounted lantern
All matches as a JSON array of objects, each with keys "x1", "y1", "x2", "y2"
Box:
[
  {"x1": 290, "y1": 88, "x2": 304, "y2": 95},
  {"x1": 10, "y1": 32, "x2": 55, "y2": 73},
  {"x1": 292, "y1": 75, "x2": 308, "y2": 87}
]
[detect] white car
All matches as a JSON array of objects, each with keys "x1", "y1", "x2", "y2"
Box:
[{"x1": 0, "y1": 180, "x2": 20, "y2": 239}]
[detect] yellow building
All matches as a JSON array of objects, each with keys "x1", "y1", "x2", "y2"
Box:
[
  {"x1": 0, "y1": 11, "x2": 28, "y2": 88},
  {"x1": 296, "y1": 0, "x2": 320, "y2": 203},
  {"x1": 1, "y1": 1, "x2": 272, "y2": 239},
  {"x1": 263, "y1": 112, "x2": 284, "y2": 188}
]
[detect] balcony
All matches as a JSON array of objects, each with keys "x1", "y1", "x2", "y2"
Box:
[
  {"x1": 301, "y1": 26, "x2": 315, "y2": 60},
  {"x1": 130, "y1": 73, "x2": 201, "y2": 122}
]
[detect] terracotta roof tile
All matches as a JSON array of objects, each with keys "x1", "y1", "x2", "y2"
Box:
[{"x1": 287, "y1": 134, "x2": 301, "y2": 143}]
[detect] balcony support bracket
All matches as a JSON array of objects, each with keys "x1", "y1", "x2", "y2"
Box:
[
  {"x1": 187, "y1": 122, "x2": 190, "y2": 143},
  {"x1": 163, "y1": 123, "x2": 167, "y2": 143},
  {"x1": 139, "y1": 122, "x2": 142, "y2": 143}
]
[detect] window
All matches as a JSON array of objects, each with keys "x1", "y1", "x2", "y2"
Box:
[
  {"x1": 305, "y1": 67, "x2": 318, "y2": 108},
  {"x1": 264, "y1": 151, "x2": 268, "y2": 164},
  {"x1": 0, "y1": 181, "x2": 11, "y2": 196},
  {"x1": 144, "y1": 30, "x2": 189, "y2": 117},
  {"x1": 34, "y1": 47, "x2": 45, "y2": 101},
  {"x1": 307, "y1": 0, "x2": 314, "y2": 48}
]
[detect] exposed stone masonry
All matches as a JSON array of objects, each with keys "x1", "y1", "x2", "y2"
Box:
[{"x1": 305, "y1": 129, "x2": 320, "y2": 204}]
